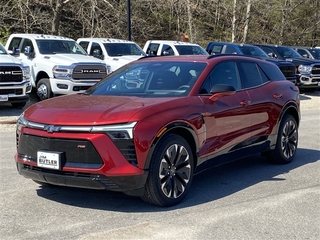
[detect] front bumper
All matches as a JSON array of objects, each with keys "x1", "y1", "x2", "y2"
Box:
[
  {"x1": 16, "y1": 162, "x2": 148, "y2": 196},
  {"x1": 298, "y1": 75, "x2": 320, "y2": 88},
  {"x1": 15, "y1": 127, "x2": 148, "y2": 196},
  {"x1": 0, "y1": 81, "x2": 32, "y2": 103},
  {"x1": 49, "y1": 77, "x2": 99, "y2": 95}
]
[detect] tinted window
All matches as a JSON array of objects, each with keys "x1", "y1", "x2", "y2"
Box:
[
  {"x1": 297, "y1": 49, "x2": 308, "y2": 58},
  {"x1": 200, "y1": 61, "x2": 240, "y2": 94},
  {"x1": 208, "y1": 45, "x2": 223, "y2": 55},
  {"x1": 161, "y1": 44, "x2": 174, "y2": 55},
  {"x1": 258, "y1": 62, "x2": 286, "y2": 81},
  {"x1": 90, "y1": 42, "x2": 102, "y2": 55},
  {"x1": 8, "y1": 37, "x2": 22, "y2": 51},
  {"x1": 146, "y1": 43, "x2": 159, "y2": 55},
  {"x1": 175, "y1": 45, "x2": 208, "y2": 55},
  {"x1": 239, "y1": 62, "x2": 265, "y2": 88},
  {"x1": 225, "y1": 46, "x2": 237, "y2": 54},
  {"x1": 21, "y1": 38, "x2": 34, "y2": 52},
  {"x1": 260, "y1": 46, "x2": 277, "y2": 56},
  {"x1": 78, "y1": 41, "x2": 89, "y2": 52}
]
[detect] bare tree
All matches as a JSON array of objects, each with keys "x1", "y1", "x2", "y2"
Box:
[
  {"x1": 242, "y1": 0, "x2": 252, "y2": 43},
  {"x1": 231, "y1": 0, "x2": 237, "y2": 42}
]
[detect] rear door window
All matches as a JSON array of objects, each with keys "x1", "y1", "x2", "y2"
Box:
[{"x1": 238, "y1": 61, "x2": 268, "y2": 88}]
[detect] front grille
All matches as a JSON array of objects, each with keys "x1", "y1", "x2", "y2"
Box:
[
  {"x1": 0, "y1": 66, "x2": 23, "y2": 83},
  {"x1": 311, "y1": 65, "x2": 320, "y2": 75},
  {"x1": 72, "y1": 64, "x2": 107, "y2": 80},
  {"x1": 18, "y1": 134, "x2": 103, "y2": 168},
  {"x1": 279, "y1": 65, "x2": 296, "y2": 78}
]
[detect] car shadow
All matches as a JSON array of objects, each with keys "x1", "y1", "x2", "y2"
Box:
[{"x1": 35, "y1": 147, "x2": 320, "y2": 212}]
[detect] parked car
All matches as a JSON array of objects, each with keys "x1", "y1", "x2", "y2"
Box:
[
  {"x1": 205, "y1": 42, "x2": 297, "y2": 84},
  {"x1": 5, "y1": 34, "x2": 111, "y2": 100},
  {"x1": 254, "y1": 43, "x2": 320, "y2": 90},
  {"x1": 0, "y1": 43, "x2": 31, "y2": 108},
  {"x1": 292, "y1": 46, "x2": 320, "y2": 60},
  {"x1": 143, "y1": 40, "x2": 208, "y2": 56},
  {"x1": 77, "y1": 38, "x2": 146, "y2": 72},
  {"x1": 15, "y1": 55, "x2": 300, "y2": 207}
]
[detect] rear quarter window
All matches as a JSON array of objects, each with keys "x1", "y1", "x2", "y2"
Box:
[{"x1": 258, "y1": 62, "x2": 286, "y2": 81}]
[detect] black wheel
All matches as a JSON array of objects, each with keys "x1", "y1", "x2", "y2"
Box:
[
  {"x1": 11, "y1": 102, "x2": 26, "y2": 108},
  {"x1": 141, "y1": 134, "x2": 194, "y2": 207},
  {"x1": 265, "y1": 114, "x2": 298, "y2": 164},
  {"x1": 37, "y1": 78, "x2": 53, "y2": 100}
]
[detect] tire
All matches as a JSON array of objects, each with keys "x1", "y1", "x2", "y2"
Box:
[
  {"x1": 37, "y1": 78, "x2": 53, "y2": 101},
  {"x1": 141, "y1": 134, "x2": 194, "y2": 207},
  {"x1": 11, "y1": 102, "x2": 26, "y2": 108},
  {"x1": 265, "y1": 114, "x2": 298, "y2": 164}
]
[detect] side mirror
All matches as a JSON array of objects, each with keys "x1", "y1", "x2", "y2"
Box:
[
  {"x1": 12, "y1": 47, "x2": 20, "y2": 56},
  {"x1": 268, "y1": 52, "x2": 277, "y2": 58},
  {"x1": 92, "y1": 49, "x2": 104, "y2": 60},
  {"x1": 162, "y1": 50, "x2": 170, "y2": 56},
  {"x1": 302, "y1": 54, "x2": 309, "y2": 58},
  {"x1": 209, "y1": 84, "x2": 236, "y2": 101},
  {"x1": 24, "y1": 46, "x2": 35, "y2": 58}
]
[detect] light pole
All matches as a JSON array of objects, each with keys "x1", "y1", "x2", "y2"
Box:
[{"x1": 127, "y1": 0, "x2": 131, "y2": 41}]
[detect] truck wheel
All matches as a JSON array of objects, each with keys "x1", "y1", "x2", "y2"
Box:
[
  {"x1": 11, "y1": 102, "x2": 26, "y2": 108},
  {"x1": 141, "y1": 134, "x2": 194, "y2": 207},
  {"x1": 37, "y1": 78, "x2": 53, "y2": 100}
]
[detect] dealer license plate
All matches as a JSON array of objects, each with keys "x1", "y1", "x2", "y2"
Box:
[
  {"x1": 37, "y1": 150, "x2": 61, "y2": 170},
  {"x1": 0, "y1": 95, "x2": 8, "y2": 101}
]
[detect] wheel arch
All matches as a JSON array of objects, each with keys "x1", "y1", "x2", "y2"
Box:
[
  {"x1": 279, "y1": 102, "x2": 300, "y2": 128},
  {"x1": 143, "y1": 122, "x2": 199, "y2": 171},
  {"x1": 36, "y1": 71, "x2": 50, "y2": 85}
]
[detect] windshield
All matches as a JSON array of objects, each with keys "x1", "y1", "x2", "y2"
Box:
[
  {"x1": 86, "y1": 61, "x2": 207, "y2": 97},
  {"x1": 103, "y1": 43, "x2": 146, "y2": 57},
  {"x1": 276, "y1": 46, "x2": 302, "y2": 58},
  {"x1": 239, "y1": 45, "x2": 269, "y2": 57},
  {"x1": 309, "y1": 48, "x2": 320, "y2": 59},
  {"x1": 175, "y1": 45, "x2": 208, "y2": 55},
  {"x1": 0, "y1": 44, "x2": 7, "y2": 54},
  {"x1": 36, "y1": 39, "x2": 87, "y2": 55}
]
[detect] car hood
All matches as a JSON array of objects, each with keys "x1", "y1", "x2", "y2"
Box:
[
  {"x1": 24, "y1": 94, "x2": 187, "y2": 125},
  {"x1": 0, "y1": 54, "x2": 23, "y2": 64},
  {"x1": 282, "y1": 57, "x2": 320, "y2": 66},
  {"x1": 41, "y1": 54, "x2": 107, "y2": 66},
  {"x1": 107, "y1": 55, "x2": 144, "y2": 70}
]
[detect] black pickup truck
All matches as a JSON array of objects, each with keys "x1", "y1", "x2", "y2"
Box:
[
  {"x1": 254, "y1": 44, "x2": 320, "y2": 90},
  {"x1": 205, "y1": 42, "x2": 297, "y2": 85}
]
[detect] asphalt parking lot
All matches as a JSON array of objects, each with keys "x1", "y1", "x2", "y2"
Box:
[{"x1": 0, "y1": 90, "x2": 319, "y2": 239}]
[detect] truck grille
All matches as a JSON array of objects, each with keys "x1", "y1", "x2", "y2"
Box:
[
  {"x1": 18, "y1": 134, "x2": 103, "y2": 168},
  {"x1": 311, "y1": 65, "x2": 320, "y2": 75},
  {"x1": 0, "y1": 66, "x2": 23, "y2": 83},
  {"x1": 279, "y1": 65, "x2": 296, "y2": 77},
  {"x1": 72, "y1": 64, "x2": 107, "y2": 80}
]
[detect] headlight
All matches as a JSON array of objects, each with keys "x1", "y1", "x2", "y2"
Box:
[
  {"x1": 298, "y1": 65, "x2": 312, "y2": 74},
  {"x1": 17, "y1": 113, "x2": 28, "y2": 127},
  {"x1": 52, "y1": 65, "x2": 72, "y2": 79},
  {"x1": 106, "y1": 65, "x2": 112, "y2": 75},
  {"x1": 22, "y1": 65, "x2": 31, "y2": 80},
  {"x1": 91, "y1": 122, "x2": 137, "y2": 139}
]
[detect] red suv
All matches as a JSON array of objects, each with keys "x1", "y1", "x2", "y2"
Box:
[{"x1": 15, "y1": 55, "x2": 300, "y2": 207}]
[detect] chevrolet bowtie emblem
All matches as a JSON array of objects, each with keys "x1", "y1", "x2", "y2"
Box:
[{"x1": 44, "y1": 125, "x2": 61, "y2": 133}]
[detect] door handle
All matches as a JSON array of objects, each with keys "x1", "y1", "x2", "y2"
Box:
[
  {"x1": 240, "y1": 100, "x2": 250, "y2": 106},
  {"x1": 273, "y1": 93, "x2": 283, "y2": 99}
]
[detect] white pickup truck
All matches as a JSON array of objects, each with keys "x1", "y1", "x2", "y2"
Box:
[
  {"x1": 143, "y1": 40, "x2": 208, "y2": 56},
  {"x1": 0, "y1": 43, "x2": 31, "y2": 108},
  {"x1": 77, "y1": 38, "x2": 146, "y2": 72},
  {"x1": 5, "y1": 34, "x2": 111, "y2": 100}
]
